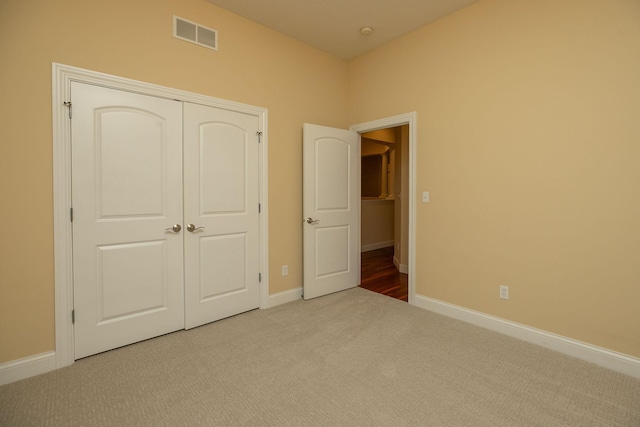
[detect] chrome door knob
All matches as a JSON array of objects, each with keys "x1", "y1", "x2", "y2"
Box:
[
  {"x1": 165, "y1": 224, "x2": 182, "y2": 233},
  {"x1": 186, "y1": 224, "x2": 205, "y2": 232}
]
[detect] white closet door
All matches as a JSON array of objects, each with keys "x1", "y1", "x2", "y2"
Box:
[
  {"x1": 72, "y1": 82, "x2": 184, "y2": 359},
  {"x1": 183, "y1": 102, "x2": 261, "y2": 329}
]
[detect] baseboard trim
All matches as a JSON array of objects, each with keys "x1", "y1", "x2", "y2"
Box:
[
  {"x1": 0, "y1": 351, "x2": 56, "y2": 386},
  {"x1": 361, "y1": 241, "x2": 394, "y2": 253},
  {"x1": 7, "y1": 296, "x2": 635, "y2": 386},
  {"x1": 414, "y1": 294, "x2": 640, "y2": 379},
  {"x1": 392, "y1": 256, "x2": 408, "y2": 274},
  {"x1": 266, "y1": 287, "x2": 302, "y2": 308}
]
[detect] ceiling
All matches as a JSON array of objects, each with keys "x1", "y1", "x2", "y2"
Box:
[{"x1": 205, "y1": 0, "x2": 481, "y2": 60}]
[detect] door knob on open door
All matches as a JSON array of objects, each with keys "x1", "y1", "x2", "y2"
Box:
[
  {"x1": 165, "y1": 224, "x2": 182, "y2": 233},
  {"x1": 186, "y1": 224, "x2": 205, "y2": 232},
  {"x1": 305, "y1": 217, "x2": 320, "y2": 225}
]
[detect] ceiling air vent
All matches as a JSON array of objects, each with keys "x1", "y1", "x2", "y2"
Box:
[{"x1": 173, "y1": 16, "x2": 218, "y2": 51}]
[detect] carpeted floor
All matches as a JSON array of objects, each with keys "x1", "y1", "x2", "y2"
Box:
[{"x1": 1, "y1": 288, "x2": 639, "y2": 426}]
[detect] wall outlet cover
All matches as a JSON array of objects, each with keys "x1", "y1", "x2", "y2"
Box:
[{"x1": 499, "y1": 285, "x2": 509, "y2": 300}]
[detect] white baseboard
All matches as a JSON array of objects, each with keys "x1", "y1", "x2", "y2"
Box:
[
  {"x1": 361, "y1": 240, "x2": 394, "y2": 253},
  {"x1": 392, "y1": 256, "x2": 408, "y2": 274},
  {"x1": 8, "y1": 295, "x2": 635, "y2": 386},
  {"x1": 0, "y1": 351, "x2": 56, "y2": 386},
  {"x1": 266, "y1": 287, "x2": 302, "y2": 308},
  {"x1": 414, "y1": 294, "x2": 640, "y2": 379},
  {"x1": 1, "y1": 288, "x2": 303, "y2": 386}
]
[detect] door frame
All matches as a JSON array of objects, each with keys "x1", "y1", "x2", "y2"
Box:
[
  {"x1": 351, "y1": 113, "x2": 416, "y2": 305},
  {"x1": 52, "y1": 63, "x2": 269, "y2": 368}
]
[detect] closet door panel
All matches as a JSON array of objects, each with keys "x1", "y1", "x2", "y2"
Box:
[
  {"x1": 183, "y1": 102, "x2": 261, "y2": 329},
  {"x1": 72, "y1": 82, "x2": 184, "y2": 359}
]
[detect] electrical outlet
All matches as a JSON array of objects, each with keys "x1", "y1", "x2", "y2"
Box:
[
  {"x1": 499, "y1": 285, "x2": 509, "y2": 300},
  {"x1": 282, "y1": 265, "x2": 288, "y2": 276}
]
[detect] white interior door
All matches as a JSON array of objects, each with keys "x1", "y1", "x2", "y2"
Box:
[
  {"x1": 303, "y1": 123, "x2": 360, "y2": 300},
  {"x1": 72, "y1": 82, "x2": 184, "y2": 359},
  {"x1": 183, "y1": 102, "x2": 261, "y2": 329}
]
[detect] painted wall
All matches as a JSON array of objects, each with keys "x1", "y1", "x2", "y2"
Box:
[
  {"x1": 349, "y1": 0, "x2": 640, "y2": 357},
  {"x1": 395, "y1": 125, "x2": 410, "y2": 270},
  {"x1": 2, "y1": 0, "x2": 639, "y2": 366},
  {"x1": 361, "y1": 199, "x2": 394, "y2": 251},
  {"x1": 0, "y1": 0, "x2": 348, "y2": 363}
]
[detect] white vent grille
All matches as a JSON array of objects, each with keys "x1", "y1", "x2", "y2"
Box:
[{"x1": 173, "y1": 16, "x2": 218, "y2": 51}]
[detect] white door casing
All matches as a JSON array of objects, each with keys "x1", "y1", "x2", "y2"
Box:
[
  {"x1": 71, "y1": 83, "x2": 185, "y2": 358},
  {"x1": 53, "y1": 64, "x2": 268, "y2": 366},
  {"x1": 351, "y1": 113, "x2": 417, "y2": 306},
  {"x1": 302, "y1": 123, "x2": 360, "y2": 300},
  {"x1": 183, "y1": 102, "x2": 261, "y2": 329}
]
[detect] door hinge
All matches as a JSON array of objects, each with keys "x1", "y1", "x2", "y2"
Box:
[
  {"x1": 63, "y1": 101, "x2": 72, "y2": 119},
  {"x1": 256, "y1": 131, "x2": 263, "y2": 143},
  {"x1": 258, "y1": 203, "x2": 261, "y2": 213},
  {"x1": 72, "y1": 309, "x2": 75, "y2": 324},
  {"x1": 70, "y1": 207, "x2": 73, "y2": 222},
  {"x1": 259, "y1": 273, "x2": 262, "y2": 283}
]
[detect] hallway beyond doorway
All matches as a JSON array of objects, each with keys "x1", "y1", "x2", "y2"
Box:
[{"x1": 359, "y1": 247, "x2": 408, "y2": 302}]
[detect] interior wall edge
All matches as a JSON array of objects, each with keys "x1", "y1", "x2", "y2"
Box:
[
  {"x1": 0, "y1": 351, "x2": 56, "y2": 387},
  {"x1": 414, "y1": 294, "x2": 640, "y2": 379},
  {"x1": 265, "y1": 287, "x2": 303, "y2": 309}
]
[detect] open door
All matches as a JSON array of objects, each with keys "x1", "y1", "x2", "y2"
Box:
[{"x1": 303, "y1": 123, "x2": 360, "y2": 300}]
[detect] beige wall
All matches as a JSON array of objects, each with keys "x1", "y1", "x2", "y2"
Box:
[
  {"x1": 349, "y1": 0, "x2": 640, "y2": 357},
  {"x1": 361, "y1": 200, "x2": 394, "y2": 250},
  {"x1": 0, "y1": 0, "x2": 348, "y2": 363},
  {"x1": 2, "y1": 0, "x2": 639, "y2": 366},
  {"x1": 394, "y1": 125, "x2": 409, "y2": 268}
]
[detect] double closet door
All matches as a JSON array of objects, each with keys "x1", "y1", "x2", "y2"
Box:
[{"x1": 71, "y1": 83, "x2": 260, "y2": 359}]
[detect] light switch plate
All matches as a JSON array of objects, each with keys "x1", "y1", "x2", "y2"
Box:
[{"x1": 422, "y1": 191, "x2": 430, "y2": 203}]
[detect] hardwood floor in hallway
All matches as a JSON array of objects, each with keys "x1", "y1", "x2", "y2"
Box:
[{"x1": 359, "y1": 246, "x2": 408, "y2": 302}]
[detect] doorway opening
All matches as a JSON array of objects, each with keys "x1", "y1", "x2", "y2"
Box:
[{"x1": 358, "y1": 125, "x2": 409, "y2": 302}]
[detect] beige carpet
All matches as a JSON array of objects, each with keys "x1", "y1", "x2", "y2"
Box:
[{"x1": 1, "y1": 288, "x2": 639, "y2": 426}]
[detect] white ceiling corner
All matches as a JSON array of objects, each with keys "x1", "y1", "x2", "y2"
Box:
[{"x1": 204, "y1": 0, "x2": 481, "y2": 60}]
